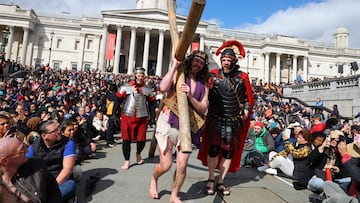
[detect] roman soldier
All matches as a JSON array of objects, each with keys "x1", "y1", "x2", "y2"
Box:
[{"x1": 117, "y1": 67, "x2": 155, "y2": 170}]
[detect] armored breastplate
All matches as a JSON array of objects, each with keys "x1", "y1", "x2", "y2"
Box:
[
  {"x1": 120, "y1": 85, "x2": 153, "y2": 118},
  {"x1": 208, "y1": 70, "x2": 247, "y2": 142},
  {"x1": 208, "y1": 70, "x2": 246, "y2": 119}
]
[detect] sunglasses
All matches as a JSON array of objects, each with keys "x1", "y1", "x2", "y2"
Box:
[{"x1": 330, "y1": 138, "x2": 340, "y2": 142}]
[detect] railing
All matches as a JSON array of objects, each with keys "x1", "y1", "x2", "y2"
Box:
[
  {"x1": 284, "y1": 74, "x2": 360, "y2": 94},
  {"x1": 263, "y1": 88, "x2": 353, "y2": 121}
]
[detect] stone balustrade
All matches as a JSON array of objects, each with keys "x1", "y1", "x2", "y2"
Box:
[{"x1": 283, "y1": 74, "x2": 360, "y2": 119}]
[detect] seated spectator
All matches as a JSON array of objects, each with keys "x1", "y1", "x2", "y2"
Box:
[
  {"x1": 287, "y1": 121, "x2": 304, "y2": 139},
  {"x1": 341, "y1": 122, "x2": 354, "y2": 144},
  {"x1": 84, "y1": 105, "x2": 95, "y2": 118},
  {"x1": 310, "y1": 116, "x2": 326, "y2": 134},
  {"x1": 271, "y1": 127, "x2": 297, "y2": 153},
  {"x1": 268, "y1": 114, "x2": 282, "y2": 130},
  {"x1": 92, "y1": 111, "x2": 109, "y2": 142},
  {"x1": 26, "y1": 120, "x2": 77, "y2": 201},
  {"x1": 65, "y1": 118, "x2": 96, "y2": 162},
  {"x1": 241, "y1": 121, "x2": 275, "y2": 167},
  {"x1": 307, "y1": 130, "x2": 350, "y2": 194},
  {"x1": 0, "y1": 114, "x2": 11, "y2": 138},
  {"x1": 312, "y1": 108, "x2": 325, "y2": 121},
  {"x1": 338, "y1": 139, "x2": 360, "y2": 201},
  {"x1": 269, "y1": 127, "x2": 284, "y2": 153},
  {"x1": 346, "y1": 133, "x2": 360, "y2": 158},
  {"x1": 310, "y1": 131, "x2": 326, "y2": 150},
  {"x1": 258, "y1": 129, "x2": 311, "y2": 179},
  {"x1": 0, "y1": 137, "x2": 61, "y2": 202},
  {"x1": 25, "y1": 116, "x2": 42, "y2": 145}
]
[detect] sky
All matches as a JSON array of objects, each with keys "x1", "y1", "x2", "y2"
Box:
[{"x1": 4, "y1": 0, "x2": 360, "y2": 48}]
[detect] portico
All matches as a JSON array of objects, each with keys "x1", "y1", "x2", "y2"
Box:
[{"x1": 98, "y1": 9, "x2": 206, "y2": 75}]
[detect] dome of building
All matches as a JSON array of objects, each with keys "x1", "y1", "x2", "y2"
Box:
[
  {"x1": 136, "y1": 0, "x2": 171, "y2": 10},
  {"x1": 335, "y1": 26, "x2": 349, "y2": 34}
]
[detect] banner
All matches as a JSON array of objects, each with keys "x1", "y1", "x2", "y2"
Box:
[
  {"x1": 106, "y1": 33, "x2": 116, "y2": 60},
  {"x1": 191, "y1": 42, "x2": 199, "y2": 51}
]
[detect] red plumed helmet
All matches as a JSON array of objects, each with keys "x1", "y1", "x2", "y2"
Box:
[{"x1": 216, "y1": 40, "x2": 246, "y2": 58}]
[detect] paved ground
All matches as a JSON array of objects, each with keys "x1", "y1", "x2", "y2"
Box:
[{"x1": 75, "y1": 128, "x2": 311, "y2": 203}]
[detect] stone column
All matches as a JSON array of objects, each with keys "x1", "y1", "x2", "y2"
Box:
[
  {"x1": 303, "y1": 56, "x2": 308, "y2": 82},
  {"x1": 99, "y1": 24, "x2": 108, "y2": 72},
  {"x1": 95, "y1": 34, "x2": 101, "y2": 70},
  {"x1": 127, "y1": 26, "x2": 137, "y2": 75},
  {"x1": 155, "y1": 29, "x2": 164, "y2": 76},
  {"x1": 142, "y1": 27, "x2": 151, "y2": 75},
  {"x1": 199, "y1": 34, "x2": 205, "y2": 51},
  {"x1": 292, "y1": 55, "x2": 298, "y2": 82},
  {"x1": 20, "y1": 27, "x2": 29, "y2": 65},
  {"x1": 113, "y1": 24, "x2": 123, "y2": 74},
  {"x1": 79, "y1": 33, "x2": 86, "y2": 70},
  {"x1": 5, "y1": 26, "x2": 14, "y2": 60},
  {"x1": 28, "y1": 32, "x2": 36, "y2": 67},
  {"x1": 264, "y1": 52, "x2": 270, "y2": 83},
  {"x1": 276, "y1": 53, "x2": 281, "y2": 85}
]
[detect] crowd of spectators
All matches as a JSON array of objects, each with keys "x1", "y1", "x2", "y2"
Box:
[
  {"x1": 0, "y1": 65, "x2": 359, "y2": 202},
  {"x1": 249, "y1": 81, "x2": 360, "y2": 202},
  {"x1": 0, "y1": 66, "x2": 162, "y2": 202}
]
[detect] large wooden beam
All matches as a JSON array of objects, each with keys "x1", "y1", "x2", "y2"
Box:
[{"x1": 168, "y1": 0, "x2": 206, "y2": 153}]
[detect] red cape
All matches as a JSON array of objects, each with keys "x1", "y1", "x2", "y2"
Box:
[{"x1": 197, "y1": 69, "x2": 254, "y2": 173}]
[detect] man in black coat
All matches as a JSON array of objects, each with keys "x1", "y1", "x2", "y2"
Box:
[{"x1": 0, "y1": 137, "x2": 61, "y2": 202}]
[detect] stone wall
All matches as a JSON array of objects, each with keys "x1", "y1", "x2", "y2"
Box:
[{"x1": 282, "y1": 75, "x2": 360, "y2": 119}]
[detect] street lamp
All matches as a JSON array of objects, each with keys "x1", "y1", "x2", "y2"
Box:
[
  {"x1": 246, "y1": 50, "x2": 250, "y2": 74},
  {"x1": 1, "y1": 27, "x2": 10, "y2": 61},
  {"x1": 286, "y1": 55, "x2": 292, "y2": 84},
  {"x1": 48, "y1": 31, "x2": 55, "y2": 65}
]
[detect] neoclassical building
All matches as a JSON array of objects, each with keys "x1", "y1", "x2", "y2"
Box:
[{"x1": 0, "y1": 0, "x2": 359, "y2": 84}]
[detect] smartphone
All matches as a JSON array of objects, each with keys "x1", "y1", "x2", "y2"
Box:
[{"x1": 326, "y1": 134, "x2": 331, "y2": 142}]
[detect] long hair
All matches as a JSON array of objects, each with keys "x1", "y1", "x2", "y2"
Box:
[{"x1": 183, "y1": 50, "x2": 209, "y2": 84}]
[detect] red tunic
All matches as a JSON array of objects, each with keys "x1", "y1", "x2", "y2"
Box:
[
  {"x1": 117, "y1": 81, "x2": 155, "y2": 142},
  {"x1": 197, "y1": 69, "x2": 254, "y2": 173}
]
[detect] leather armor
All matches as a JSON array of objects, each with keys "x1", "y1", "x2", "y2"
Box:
[{"x1": 208, "y1": 69, "x2": 246, "y2": 141}]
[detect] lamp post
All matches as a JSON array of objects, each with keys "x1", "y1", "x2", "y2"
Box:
[
  {"x1": 1, "y1": 27, "x2": 10, "y2": 61},
  {"x1": 286, "y1": 55, "x2": 292, "y2": 84},
  {"x1": 48, "y1": 31, "x2": 55, "y2": 65},
  {"x1": 246, "y1": 50, "x2": 250, "y2": 74}
]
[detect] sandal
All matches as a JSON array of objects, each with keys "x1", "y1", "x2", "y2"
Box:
[
  {"x1": 217, "y1": 183, "x2": 231, "y2": 196},
  {"x1": 205, "y1": 179, "x2": 215, "y2": 195}
]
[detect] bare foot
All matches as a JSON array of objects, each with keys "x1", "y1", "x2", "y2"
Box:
[
  {"x1": 121, "y1": 161, "x2": 130, "y2": 170},
  {"x1": 169, "y1": 196, "x2": 182, "y2": 203},
  {"x1": 136, "y1": 153, "x2": 144, "y2": 165},
  {"x1": 149, "y1": 177, "x2": 159, "y2": 199}
]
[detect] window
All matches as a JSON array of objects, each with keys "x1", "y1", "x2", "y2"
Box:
[
  {"x1": 56, "y1": 39, "x2": 62, "y2": 49},
  {"x1": 84, "y1": 63, "x2": 91, "y2": 71},
  {"x1": 34, "y1": 58, "x2": 42, "y2": 68},
  {"x1": 87, "y1": 39, "x2": 93, "y2": 49},
  {"x1": 71, "y1": 63, "x2": 77, "y2": 70},
  {"x1": 53, "y1": 62, "x2": 60, "y2": 69},
  {"x1": 75, "y1": 40, "x2": 80, "y2": 50}
]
